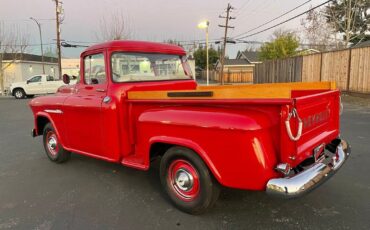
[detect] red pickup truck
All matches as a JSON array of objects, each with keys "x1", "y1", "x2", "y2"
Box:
[{"x1": 29, "y1": 40, "x2": 350, "y2": 214}]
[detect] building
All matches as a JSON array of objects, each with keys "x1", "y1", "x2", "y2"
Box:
[
  {"x1": 215, "y1": 59, "x2": 253, "y2": 72},
  {"x1": 1, "y1": 53, "x2": 59, "y2": 90},
  {"x1": 215, "y1": 51, "x2": 261, "y2": 72},
  {"x1": 210, "y1": 51, "x2": 262, "y2": 83},
  {"x1": 61, "y1": 58, "x2": 80, "y2": 77},
  {"x1": 236, "y1": 50, "x2": 261, "y2": 64}
]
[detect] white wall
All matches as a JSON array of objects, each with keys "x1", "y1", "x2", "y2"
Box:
[
  {"x1": 62, "y1": 59, "x2": 80, "y2": 77},
  {"x1": 2, "y1": 61, "x2": 59, "y2": 89}
]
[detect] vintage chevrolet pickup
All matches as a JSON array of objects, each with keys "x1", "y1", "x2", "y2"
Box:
[{"x1": 29, "y1": 40, "x2": 350, "y2": 214}]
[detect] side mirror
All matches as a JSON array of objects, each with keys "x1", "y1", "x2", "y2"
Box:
[
  {"x1": 62, "y1": 74, "x2": 70, "y2": 84},
  {"x1": 26, "y1": 80, "x2": 30, "y2": 84}
]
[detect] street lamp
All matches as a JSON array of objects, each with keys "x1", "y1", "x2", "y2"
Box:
[
  {"x1": 197, "y1": 20, "x2": 209, "y2": 85},
  {"x1": 30, "y1": 17, "x2": 45, "y2": 74}
]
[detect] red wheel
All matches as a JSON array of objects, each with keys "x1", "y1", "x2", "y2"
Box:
[
  {"x1": 167, "y1": 159, "x2": 200, "y2": 201},
  {"x1": 42, "y1": 123, "x2": 70, "y2": 163},
  {"x1": 45, "y1": 131, "x2": 59, "y2": 157},
  {"x1": 160, "y1": 146, "x2": 220, "y2": 214}
]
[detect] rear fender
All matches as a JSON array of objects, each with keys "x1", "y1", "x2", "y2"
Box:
[
  {"x1": 136, "y1": 108, "x2": 278, "y2": 188},
  {"x1": 148, "y1": 136, "x2": 222, "y2": 182}
]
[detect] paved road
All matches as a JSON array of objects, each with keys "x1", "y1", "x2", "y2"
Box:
[{"x1": 0, "y1": 97, "x2": 369, "y2": 230}]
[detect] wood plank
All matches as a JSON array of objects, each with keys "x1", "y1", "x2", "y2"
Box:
[{"x1": 128, "y1": 81, "x2": 336, "y2": 100}]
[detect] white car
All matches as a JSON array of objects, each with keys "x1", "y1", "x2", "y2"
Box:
[{"x1": 9, "y1": 74, "x2": 76, "y2": 99}]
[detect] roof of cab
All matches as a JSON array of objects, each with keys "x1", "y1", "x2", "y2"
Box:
[{"x1": 83, "y1": 40, "x2": 186, "y2": 55}]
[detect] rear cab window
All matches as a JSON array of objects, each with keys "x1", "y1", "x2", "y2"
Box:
[{"x1": 111, "y1": 53, "x2": 192, "y2": 82}]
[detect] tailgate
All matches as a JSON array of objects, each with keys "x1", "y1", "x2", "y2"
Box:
[{"x1": 281, "y1": 90, "x2": 340, "y2": 166}]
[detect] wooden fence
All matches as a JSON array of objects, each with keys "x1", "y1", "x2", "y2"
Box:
[
  {"x1": 199, "y1": 70, "x2": 253, "y2": 84},
  {"x1": 254, "y1": 46, "x2": 370, "y2": 93}
]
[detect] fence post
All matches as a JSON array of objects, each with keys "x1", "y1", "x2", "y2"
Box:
[
  {"x1": 227, "y1": 70, "x2": 230, "y2": 83},
  {"x1": 319, "y1": 52, "x2": 323, "y2": 82},
  {"x1": 346, "y1": 48, "x2": 352, "y2": 92}
]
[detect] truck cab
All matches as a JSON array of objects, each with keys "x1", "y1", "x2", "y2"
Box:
[{"x1": 29, "y1": 40, "x2": 350, "y2": 214}]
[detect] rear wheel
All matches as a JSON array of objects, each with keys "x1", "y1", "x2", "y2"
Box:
[
  {"x1": 13, "y1": 89, "x2": 25, "y2": 99},
  {"x1": 160, "y1": 146, "x2": 220, "y2": 214},
  {"x1": 42, "y1": 123, "x2": 70, "y2": 163}
]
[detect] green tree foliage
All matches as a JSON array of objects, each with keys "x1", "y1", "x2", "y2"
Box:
[
  {"x1": 193, "y1": 47, "x2": 220, "y2": 70},
  {"x1": 325, "y1": 0, "x2": 370, "y2": 46},
  {"x1": 259, "y1": 31, "x2": 299, "y2": 61}
]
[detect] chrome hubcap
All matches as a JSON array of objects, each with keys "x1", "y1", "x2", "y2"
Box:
[
  {"x1": 175, "y1": 169, "x2": 194, "y2": 191},
  {"x1": 15, "y1": 91, "x2": 22, "y2": 97},
  {"x1": 48, "y1": 137, "x2": 57, "y2": 150}
]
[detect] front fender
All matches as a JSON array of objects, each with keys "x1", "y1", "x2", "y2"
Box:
[{"x1": 34, "y1": 112, "x2": 67, "y2": 146}]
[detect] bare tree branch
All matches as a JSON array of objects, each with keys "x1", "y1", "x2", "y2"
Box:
[
  {"x1": 95, "y1": 11, "x2": 133, "y2": 41},
  {"x1": 0, "y1": 22, "x2": 29, "y2": 95}
]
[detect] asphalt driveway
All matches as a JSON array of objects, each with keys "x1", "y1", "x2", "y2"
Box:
[{"x1": 0, "y1": 96, "x2": 369, "y2": 230}]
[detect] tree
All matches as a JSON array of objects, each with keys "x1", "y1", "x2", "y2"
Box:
[
  {"x1": 193, "y1": 46, "x2": 220, "y2": 70},
  {"x1": 95, "y1": 11, "x2": 133, "y2": 41},
  {"x1": 0, "y1": 22, "x2": 28, "y2": 95},
  {"x1": 325, "y1": 0, "x2": 370, "y2": 47},
  {"x1": 300, "y1": 7, "x2": 341, "y2": 51},
  {"x1": 259, "y1": 30, "x2": 299, "y2": 61},
  {"x1": 44, "y1": 46, "x2": 57, "y2": 58},
  {"x1": 163, "y1": 39, "x2": 183, "y2": 47}
]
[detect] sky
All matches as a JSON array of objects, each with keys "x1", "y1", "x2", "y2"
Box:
[{"x1": 0, "y1": 0, "x2": 326, "y2": 58}]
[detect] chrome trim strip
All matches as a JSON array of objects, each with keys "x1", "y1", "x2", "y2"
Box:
[
  {"x1": 266, "y1": 139, "x2": 350, "y2": 197},
  {"x1": 44, "y1": 109, "x2": 63, "y2": 114}
]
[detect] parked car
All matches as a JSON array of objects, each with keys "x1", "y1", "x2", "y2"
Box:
[
  {"x1": 9, "y1": 74, "x2": 76, "y2": 99},
  {"x1": 29, "y1": 40, "x2": 350, "y2": 214}
]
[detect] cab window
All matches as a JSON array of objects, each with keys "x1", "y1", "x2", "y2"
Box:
[
  {"x1": 84, "y1": 53, "x2": 106, "y2": 85},
  {"x1": 28, "y1": 76, "x2": 42, "y2": 83},
  {"x1": 46, "y1": 75, "x2": 54, "y2": 81}
]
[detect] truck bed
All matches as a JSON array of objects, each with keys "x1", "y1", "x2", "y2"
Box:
[{"x1": 126, "y1": 82, "x2": 340, "y2": 175}]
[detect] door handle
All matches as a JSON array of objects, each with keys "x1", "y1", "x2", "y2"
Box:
[{"x1": 96, "y1": 88, "x2": 106, "y2": 92}]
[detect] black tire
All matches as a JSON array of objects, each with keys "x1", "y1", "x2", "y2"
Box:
[
  {"x1": 42, "y1": 123, "x2": 71, "y2": 163},
  {"x1": 13, "y1": 88, "x2": 25, "y2": 99},
  {"x1": 160, "y1": 146, "x2": 220, "y2": 214}
]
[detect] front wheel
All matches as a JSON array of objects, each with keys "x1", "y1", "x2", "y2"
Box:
[
  {"x1": 42, "y1": 123, "x2": 71, "y2": 163},
  {"x1": 160, "y1": 146, "x2": 220, "y2": 214},
  {"x1": 13, "y1": 89, "x2": 25, "y2": 99}
]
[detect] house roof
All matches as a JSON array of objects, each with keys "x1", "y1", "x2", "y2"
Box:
[
  {"x1": 1, "y1": 53, "x2": 58, "y2": 63},
  {"x1": 223, "y1": 59, "x2": 250, "y2": 66},
  {"x1": 352, "y1": 40, "x2": 370, "y2": 48},
  {"x1": 237, "y1": 51, "x2": 261, "y2": 63}
]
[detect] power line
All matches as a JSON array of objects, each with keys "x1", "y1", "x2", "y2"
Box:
[
  {"x1": 234, "y1": 0, "x2": 251, "y2": 18},
  {"x1": 233, "y1": 0, "x2": 312, "y2": 39},
  {"x1": 236, "y1": 0, "x2": 333, "y2": 39},
  {"x1": 0, "y1": 43, "x2": 56, "y2": 47},
  {"x1": 236, "y1": 0, "x2": 270, "y2": 22}
]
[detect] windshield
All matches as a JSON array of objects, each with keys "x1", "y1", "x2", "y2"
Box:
[{"x1": 111, "y1": 52, "x2": 193, "y2": 82}]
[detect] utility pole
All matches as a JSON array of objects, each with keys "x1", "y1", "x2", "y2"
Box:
[
  {"x1": 54, "y1": 0, "x2": 62, "y2": 79},
  {"x1": 30, "y1": 17, "x2": 45, "y2": 74},
  {"x1": 218, "y1": 3, "x2": 235, "y2": 85}
]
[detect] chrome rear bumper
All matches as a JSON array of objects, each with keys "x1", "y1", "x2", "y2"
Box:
[{"x1": 266, "y1": 139, "x2": 350, "y2": 197}]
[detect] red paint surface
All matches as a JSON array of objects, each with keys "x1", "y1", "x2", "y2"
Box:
[{"x1": 29, "y1": 41, "x2": 341, "y2": 191}]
